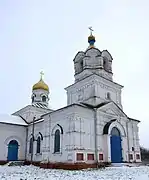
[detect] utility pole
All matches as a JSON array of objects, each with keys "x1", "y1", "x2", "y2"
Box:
[{"x1": 31, "y1": 116, "x2": 36, "y2": 164}]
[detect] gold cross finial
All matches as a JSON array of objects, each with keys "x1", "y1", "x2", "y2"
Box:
[
  {"x1": 89, "y1": 26, "x2": 94, "y2": 35},
  {"x1": 40, "y1": 71, "x2": 44, "y2": 80}
]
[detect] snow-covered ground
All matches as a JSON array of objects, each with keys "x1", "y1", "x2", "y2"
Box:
[{"x1": 0, "y1": 165, "x2": 149, "y2": 180}]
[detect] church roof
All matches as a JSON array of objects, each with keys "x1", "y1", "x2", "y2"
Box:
[{"x1": 0, "y1": 114, "x2": 27, "y2": 126}]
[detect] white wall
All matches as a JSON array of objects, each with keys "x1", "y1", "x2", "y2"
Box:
[
  {"x1": 42, "y1": 105, "x2": 78, "y2": 163},
  {"x1": 127, "y1": 120, "x2": 141, "y2": 162},
  {"x1": 0, "y1": 123, "x2": 26, "y2": 161},
  {"x1": 24, "y1": 104, "x2": 141, "y2": 164},
  {"x1": 26, "y1": 120, "x2": 44, "y2": 162},
  {"x1": 42, "y1": 104, "x2": 103, "y2": 163},
  {"x1": 65, "y1": 74, "x2": 123, "y2": 108},
  {"x1": 72, "y1": 105, "x2": 97, "y2": 163}
]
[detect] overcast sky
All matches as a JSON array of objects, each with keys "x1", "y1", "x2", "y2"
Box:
[{"x1": 0, "y1": 0, "x2": 149, "y2": 148}]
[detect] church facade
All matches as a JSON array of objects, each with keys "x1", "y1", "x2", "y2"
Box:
[{"x1": 0, "y1": 32, "x2": 141, "y2": 169}]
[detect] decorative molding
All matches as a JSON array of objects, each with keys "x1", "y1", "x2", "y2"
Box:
[
  {"x1": 67, "y1": 153, "x2": 73, "y2": 161},
  {"x1": 66, "y1": 131, "x2": 85, "y2": 134},
  {"x1": 4, "y1": 136, "x2": 22, "y2": 145}
]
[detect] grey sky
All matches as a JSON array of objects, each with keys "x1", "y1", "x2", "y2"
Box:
[{"x1": 0, "y1": 0, "x2": 149, "y2": 148}]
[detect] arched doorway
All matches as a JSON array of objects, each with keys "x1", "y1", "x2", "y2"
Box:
[
  {"x1": 7, "y1": 140, "x2": 19, "y2": 161},
  {"x1": 110, "y1": 127, "x2": 122, "y2": 163}
]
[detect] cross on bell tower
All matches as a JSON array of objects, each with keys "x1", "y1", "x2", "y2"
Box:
[{"x1": 89, "y1": 26, "x2": 94, "y2": 35}]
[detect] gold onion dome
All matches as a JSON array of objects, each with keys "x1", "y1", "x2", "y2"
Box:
[{"x1": 32, "y1": 72, "x2": 49, "y2": 92}]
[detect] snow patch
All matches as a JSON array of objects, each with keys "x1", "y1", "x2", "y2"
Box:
[
  {"x1": 0, "y1": 165, "x2": 149, "y2": 180},
  {"x1": 0, "y1": 114, "x2": 27, "y2": 126}
]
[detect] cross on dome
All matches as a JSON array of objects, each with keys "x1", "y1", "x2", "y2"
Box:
[
  {"x1": 40, "y1": 71, "x2": 44, "y2": 80},
  {"x1": 89, "y1": 26, "x2": 94, "y2": 35}
]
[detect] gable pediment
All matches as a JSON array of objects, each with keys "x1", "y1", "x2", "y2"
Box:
[
  {"x1": 104, "y1": 108, "x2": 118, "y2": 116},
  {"x1": 12, "y1": 105, "x2": 31, "y2": 116},
  {"x1": 98, "y1": 102, "x2": 127, "y2": 118}
]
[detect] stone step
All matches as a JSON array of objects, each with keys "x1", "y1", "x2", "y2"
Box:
[
  {"x1": 111, "y1": 163, "x2": 140, "y2": 167},
  {"x1": 5, "y1": 161, "x2": 24, "y2": 166},
  {"x1": 111, "y1": 163, "x2": 124, "y2": 167}
]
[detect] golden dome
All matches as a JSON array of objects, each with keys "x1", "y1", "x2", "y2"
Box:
[{"x1": 32, "y1": 72, "x2": 49, "y2": 92}]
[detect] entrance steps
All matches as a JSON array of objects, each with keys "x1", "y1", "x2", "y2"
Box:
[
  {"x1": 5, "y1": 161, "x2": 24, "y2": 166},
  {"x1": 112, "y1": 163, "x2": 124, "y2": 167},
  {"x1": 111, "y1": 163, "x2": 140, "y2": 167}
]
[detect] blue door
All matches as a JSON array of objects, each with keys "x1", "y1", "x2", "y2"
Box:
[
  {"x1": 7, "y1": 140, "x2": 18, "y2": 161},
  {"x1": 110, "y1": 127, "x2": 122, "y2": 163}
]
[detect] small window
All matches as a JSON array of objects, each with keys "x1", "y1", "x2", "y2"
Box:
[
  {"x1": 129, "y1": 154, "x2": 133, "y2": 160},
  {"x1": 103, "y1": 60, "x2": 106, "y2": 65},
  {"x1": 132, "y1": 147, "x2": 134, "y2": 151},
  {"x1": 87, "y1": 154, "x2": 94, "y2": 160},
  {"x1": 136, "y1": 154, "x2": 140, "y2": 159},
  {"x1": 42, "y1": 96, "x2": 46, "y2": 102},
  {"x1": 36, "y1": 137, "x2": 41, "y2": 154},
  {"x1": 80, "y1": 60, "x2": 83, "y2": 71},
  {"x1": 32, "y1": 96, "x2": 34, "y2": 103},
  {"x1": 99, "y1": 153, "x2": 103, "y2": 160},
  {"x1": 107, "y1": 92, "x2": 111, "y2": 100},
  {"x1": 29, "y1": 137, "x2": 33, "y2": 154},
  {"x1": 76, "y1": 153, "x2": 84, "y2": 161}
]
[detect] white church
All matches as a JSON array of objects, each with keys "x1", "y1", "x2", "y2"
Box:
[{"x1": 0, "y1": 31, "x2": 141, "y2": 169}]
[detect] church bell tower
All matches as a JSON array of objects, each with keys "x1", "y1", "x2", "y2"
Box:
[
  {"x1": 65, "y1": 28, "x2": 123, "y2": 108},
  {"x1": 74, "y1": 27, "x2": 113, "y2": 82}
]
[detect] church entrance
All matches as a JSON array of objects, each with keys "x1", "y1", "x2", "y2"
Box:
[
  {"x1": 7, "y1": 140, "x2": 18, "y2": 161},
  {"x1": 110, "y1": 127, "x2": 122, "y2": 163}
]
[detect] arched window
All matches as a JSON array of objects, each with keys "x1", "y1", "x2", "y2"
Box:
[
  {"x1": 32, "y1": 94, "x2": 36, "y2": 103},
  {"x1": 103, "y1": 57, "x2": 109, "y2": 72},
  {"x1": 36, "y1": 136, "x2": 41, "y2": 154},
  {"x1": 111, "y1": 127, "x2": 120, "y2": 136},
  {"x1": 54, "y1": 129, "x2": 60, "y2": 153},
  {"x1": 29, "y1": 137, "x2": 33, "y2": 154},
  {"x1": 107, "y1": 92, "x2": 111, "y2": 100},
  {"x1": 32, "y1": 96, "x2": 34, "y2": 103},
  {"x1": 80, "y1": 60, "x2": 83, "y2": 71},
  {"x1": 42, "y1": 96, "x2": 46, "y2": 102}
]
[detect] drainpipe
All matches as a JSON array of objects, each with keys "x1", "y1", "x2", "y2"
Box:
[
  {"x1": 93, "y1": 108, "x2": 98, "y2": 168},
  {"x1": 126, "y1": 120, "x2": 130, "y2": 162}
]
